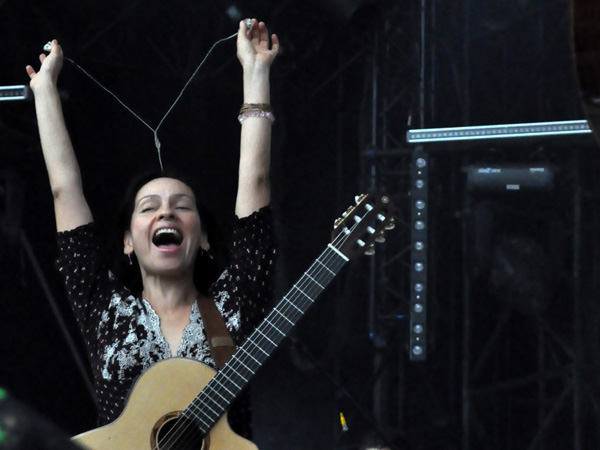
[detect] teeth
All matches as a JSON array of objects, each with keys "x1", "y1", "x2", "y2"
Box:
[
  {"x1": 152, "y1": 228, "x2": 183, "y2": 246},
  {"x1": 154, "y1": 228, "x2": 181, "y2": 238}
]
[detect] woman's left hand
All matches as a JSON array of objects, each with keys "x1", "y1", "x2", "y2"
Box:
[{"x1": 237, "y1": 19, "x2": 279, "y2": 71}]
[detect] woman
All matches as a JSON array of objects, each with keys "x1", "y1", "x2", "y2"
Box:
[{"x1": 25, "y1": 19, "x2": 278, "y2": 440}]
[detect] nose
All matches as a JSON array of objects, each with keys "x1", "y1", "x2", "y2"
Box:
[{"x1": 158, "y1": 204, "x2": 175, "y2": 219}]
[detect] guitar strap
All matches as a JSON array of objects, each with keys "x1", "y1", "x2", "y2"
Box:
[{"x1": 196, "y1": 297, "x2": 236, "y2": 369}]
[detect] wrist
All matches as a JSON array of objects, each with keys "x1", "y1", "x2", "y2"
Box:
[
  {"x1": 31, "y1": 79, "x2": 59, "y2": 96},
  {"x1": 243, "y1": 76, "x2": 271, "y2": 104}
]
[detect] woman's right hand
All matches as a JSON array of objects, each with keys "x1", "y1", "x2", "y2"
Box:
[{"x1": 25, "y1": 39, "x2": 63, "y2": 92}]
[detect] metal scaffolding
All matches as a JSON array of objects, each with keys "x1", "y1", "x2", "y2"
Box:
[{"x1": 360, "y1": 0, "x2": 600, "y2": 448}]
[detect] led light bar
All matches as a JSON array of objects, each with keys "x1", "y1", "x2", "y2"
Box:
[
  {"x1": 0, "y1": 85, "x2": 30, "y2": 102},
  {"x1": 410, "y1": 149, "x2": 428, "y2": 361},
  {"x1": 407, "y1": 120, "x2": 591, "y2": 143}
]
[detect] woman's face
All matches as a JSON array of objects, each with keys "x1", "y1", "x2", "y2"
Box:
[{"x1": 123, "y1": 177, "x2": 207, "y2": 278}]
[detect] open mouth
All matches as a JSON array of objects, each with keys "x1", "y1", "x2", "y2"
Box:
[{"x1": 152, "y1": 228, "x2": 183, "y2": 247}]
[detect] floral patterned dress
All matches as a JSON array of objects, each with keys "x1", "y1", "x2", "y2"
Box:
[{"x1": 56, "y1": 206, "x2": 276, "y2": 438}]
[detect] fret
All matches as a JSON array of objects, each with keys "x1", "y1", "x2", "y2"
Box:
[
  {"x1": 223, "y1": 363, "x2": 250, "y2": 384},
  {"x1": 187, "y1": 396, "x2": 220, "y2": 420},
  {"x1": 273, "y1": 307, "x2": 295, "y2": 325},
  {"x1": 228, "y1": 355, "x2": 253, "y2": 374},
  {"x1": 205, "y1": 375, "x2": 236, "y2": 398},
  {"x1": 291, "y1": 284, "x2": 313, "y2": 301},
  {"x1": 305, "y1": 272, "x2": 324, "y2": 288},
  {"x1": 198, "y1": 383, "x2": 232, "y2": 407},
  {"x1": 286, "y1": 297, "x2": 304, "y2": 314},
  {"x1": 245, "y1": 337, "x2": 270, "y2": 356},
  {"x1": 315, "y1": 257, "x2": 336, "y2": 275},
  {"x1": 238, "y1": 346, "x2": 262, "y2": 366},
  {"x1": 183, "y1": 408, "x2": 212, "y2": 430},
  {"x1": 264, "y1": 318, "x2": 286, "y2": 336},
  {"x1": 200, "y1": 383, "x2": 229, "y2": 404},
  {"x1": 255, "y1": 328, "x2": 277, "y2": 347}
]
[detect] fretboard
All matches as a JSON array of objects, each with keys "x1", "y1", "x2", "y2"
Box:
[{"x1": 183, "y1": 244, "x2": 348, "y2": 433}]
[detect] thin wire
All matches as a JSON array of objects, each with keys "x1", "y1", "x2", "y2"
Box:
[
  {"x1": 65, "y1": 31, "x2": 238, "y2": 172},
  {"x1": 154, "y1": 32, "x2": 237, "y2": 138},
  {"x1": 65, "y1": 56, "x2": 154, "y2": 133}
]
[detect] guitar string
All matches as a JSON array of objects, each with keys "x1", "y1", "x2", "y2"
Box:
[
  {"x1": 157, "y1": 210, "x2": 373, "y2": 449},
  {"x1": 155, "y1": 244, "x2": 344, "y2": 449},
  {"x1": 155, "y1": 205, "x2": 382, "y2": 449},
  {"x1": 173, "y1": 200, "x2": 390, "y2": 448},
  {"x1": 154, "y1": 219, "x2": 358, "y2": 449},
  {"x1": 156, "y1": 241, "x2": 346, "y2": 450},
  {"x1": 64, "y1": 31, "x2": 238, "y2": 172}
]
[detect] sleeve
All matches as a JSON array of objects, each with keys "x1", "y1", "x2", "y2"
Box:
[
  {"x1": 208, "y1": 206, "x2": 277, "y2": 343},
  {"x1": 56, "y1": 223, "x2": 131, "y2": 354}
]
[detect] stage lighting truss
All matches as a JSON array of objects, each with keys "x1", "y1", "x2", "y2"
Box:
[
  {"x1": 0, "y1": 85, "x2": 30, "y2": 102},
  {"x1": 410, "y1": 146, "x2": 428, "y2": 361}
]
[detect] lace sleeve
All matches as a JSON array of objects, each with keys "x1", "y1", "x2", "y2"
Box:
[
  {"x1": 208, "y1": 206, "x2": 277, "y2": 343},
  {"x1": 56, "y1": 223, "x2": 131, "y2": 353}
]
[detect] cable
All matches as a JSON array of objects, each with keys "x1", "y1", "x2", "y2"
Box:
[{"x1": 54, "y1": 30, "x2": 239, "y2": 171}]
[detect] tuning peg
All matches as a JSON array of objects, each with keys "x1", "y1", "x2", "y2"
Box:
[
  {"x1": 385, "y1": 218, "x2": 395, "y2": 230},
  {"x1": 364, "y1": 244, "x2": 376, "y2": 255},
  {"x1": 355, "y1": 194, "x2": 367, "y2": 204},
  {"x1": 375, "y1": 232, "x2": 386, "y2": 243}
]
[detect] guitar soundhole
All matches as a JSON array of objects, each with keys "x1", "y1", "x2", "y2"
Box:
[{"x1": 152, "y1": 411, "x2": 209, "y2": 450}]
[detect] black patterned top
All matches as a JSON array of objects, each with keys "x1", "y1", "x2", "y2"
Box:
[{"x1": 55, "y1": 206, "x2": 276, "y2": 438}]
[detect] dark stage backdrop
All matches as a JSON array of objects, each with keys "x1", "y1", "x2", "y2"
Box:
[{"x1": 3, "y1": 0, "x2": 600, "y2": 449}]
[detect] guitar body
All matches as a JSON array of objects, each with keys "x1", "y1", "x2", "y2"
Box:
[{"x1": 73, "y1": 358, "x2": 257, "y2": 450}]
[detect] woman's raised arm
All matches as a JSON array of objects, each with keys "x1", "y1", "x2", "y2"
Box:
[
  {"x1": 26, "y1": 39, "x2": 93, "y2": 232},
  {"x1": 234, "y1": 19, "x2": 279, "y2": 218}
]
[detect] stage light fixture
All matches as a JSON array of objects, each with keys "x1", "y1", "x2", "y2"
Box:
[
  {"x1": 410, "y1": 147, "x2": 428, "y2": 361},
  {"x1": 406, "y1": 119, "x2": 590, "y2": 143},
  {"x1": 0, "y1": 85, "x2": 30, "y2": 102}
]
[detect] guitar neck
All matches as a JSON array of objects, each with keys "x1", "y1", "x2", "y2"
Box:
[{"x1": 184, "y1": 244, "x2": 349, "y2": 434}]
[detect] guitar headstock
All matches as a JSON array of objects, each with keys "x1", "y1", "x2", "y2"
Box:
[{"x1": 332, "y1": 192, "x2": 396, "y2": 259}]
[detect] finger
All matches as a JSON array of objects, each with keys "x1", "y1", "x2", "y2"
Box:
[
  {"x1": 51, "y1": 39, "x2": 64, "y2": 58},
  {"x1": 238, "y1": 19, "x2": 255, "y2": 45},
  {"x1": 39, "y1": 53, "x2": 46, "y2": 64},
  {"x1": 250, "y1": 19, "x2": 261, "y2": 44},
  {"x1": 258, "y1": 21, "x2": 269, "y2": 45},
  {"x1": 271, "y1": 34, "x2": 280, "y2": 55},
  {"x1": 238, "y1": 19, "x2": 247, "y2": 38},
  {"x1": 25, "y1": 65, "x2": 36, "y2": 78}
]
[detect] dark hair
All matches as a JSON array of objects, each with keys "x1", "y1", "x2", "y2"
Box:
[{"x1": 111, "y1": 170, "x2": 225, "y2": 297}]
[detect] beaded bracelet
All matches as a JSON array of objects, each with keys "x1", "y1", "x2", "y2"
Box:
[{"x1": 238, "y1": 103, "x2": 276, "y2": 124}]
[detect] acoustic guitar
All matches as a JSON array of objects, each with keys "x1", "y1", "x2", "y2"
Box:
[{"x1": 73, "y1": 192, "x2": 395, "y2": 450}]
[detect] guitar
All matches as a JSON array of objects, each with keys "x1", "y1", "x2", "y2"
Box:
[{"x1": 73, "y1": 193, "x2": 395, "y2": 450}]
